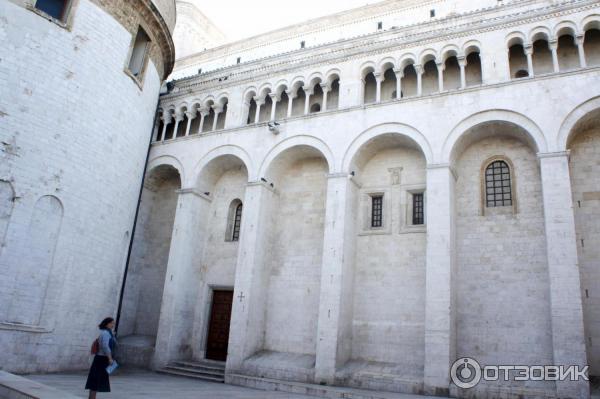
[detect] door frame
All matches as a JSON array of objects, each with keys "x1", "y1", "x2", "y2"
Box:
[{"x1": 201, "y1": 285, "x2": 234, "y2": 362}]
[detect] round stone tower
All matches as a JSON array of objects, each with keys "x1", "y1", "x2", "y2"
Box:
[{"x1": 0, "y1": 0, "x2": 175, "y2": 372}]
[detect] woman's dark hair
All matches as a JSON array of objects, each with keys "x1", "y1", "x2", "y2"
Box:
[{"x1": 98, "y1": 317, "x2": 114, "y2": 330}]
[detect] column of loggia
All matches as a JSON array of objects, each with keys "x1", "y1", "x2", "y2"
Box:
[
  {"x1": 458, "y1": 56, "x2": 467, "y2": 89},
  {"x1": 424, "y1": 164, "x2": 456, "y2": 396},
  {"x1": 576, "y1": 35, "x2": 587, "y2": 68},
  {"x1": 226, "y1": 181, "x2": 277, "y2": 374},
  {"x1": 153, "y1": 189, "x2": 212, "y2": 367},
  {"x1": 538, "y1": 152, "x2": 589, "y2": 399},
  {"x1": 436, "y1": 61, "x2": 445, "y2": 92},
  {"x1": 525, "y1": 44, "x2": 535, "y2": 77},
  {"x1": 415, "y1": 64, "x2": 423, "y2": 96},
  {"x1": 550, "y1": 40, "x2": 560, "y2": 73},
  {"x1": 314, "y1": 174, "x2": 358, "y2": 383}
]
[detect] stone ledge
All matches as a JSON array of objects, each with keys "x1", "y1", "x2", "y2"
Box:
[
  {"x1": 0, "y1": 322, "x2": 51, "y2": 334},
  {"x1": 0, "y1": 371, "x2": 80, "y2": 399},
  {"x1": 226, "y1": 373, "x2": 439, "y2": 399}
]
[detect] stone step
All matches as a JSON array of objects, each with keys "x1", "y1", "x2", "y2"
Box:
[
  {"x1": 165, "y1": 365, "x2": 225, "y2": 378},
  {"x1": 171, "y1": 360, "x2": 225, "y2": 372},
  {"x1": 157, "y1": 368, "x2": 225, "y2": 383},
  {"x1": 226, "y1": 374, "x2": 433, "y2": 399}
]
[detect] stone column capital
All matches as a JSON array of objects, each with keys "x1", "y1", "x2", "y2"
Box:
[
  {"x1": 174, "y1": 111, "x2": 185, "y2": 122},
  {"x1": 549, "y1": 39, "x2": 558, "y2": 50},
  {"x1": 185, "y1": 110, "x2": 197, "y2": 119},
  {"x1": 212, "y1": 104, "x2": 224, "y2": 114},
  {"x1": 268, "y1": 92, "x2": 281, "y2": 101},
  {"x1": 414, "y1": 64, "x2": 423, "y2": 74},
  {"x1": 457, "y1": 55, "x2": 467, "y2": 66},
  {"x1": 303, "y1": 86, "x2": 314, "y2": 96},
  {"x1": 254, "y1": 96, "x2": 265, "y2": 106},
  {"x1": 161, "y1": 111, "x2": 173, "y2": 123},
  {"x1": 524, "y1": 44, "x2": 534, "y2": 55},
  {"x1": 393, "y1": 67, "x2": 404, "y2": 77},
  {"x1": 320, "y1": 82, "x2": 331, "y2": 93},
  {"x1": 199, "y1": 107, "x2": 210, "y2": 117},
  {"x1": 436, "y1": 61, "x2": 446, "y2": 71},
  {"x1": 374, "y1": 72, "x2": 385, "y2": 82},
  {"x1": 285, "y1": 89, "x2": 298, "y2": 99}
]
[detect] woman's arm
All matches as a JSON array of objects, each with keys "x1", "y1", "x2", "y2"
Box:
[{"x1": 99, "y1": 331, "x2": 113, "y2": 363}]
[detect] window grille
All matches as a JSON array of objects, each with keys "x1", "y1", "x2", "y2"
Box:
[
  {"x1": 371, "y1": 196, "x2": 383, "y2": 228},
  {"x1": 413, "y1": 193, "x2": 424, "y2": 225},
  {"x1": 232, "y1": 203, "x2": 243, "y2": 241},
  {"x1": 485, "y1": 160, "x2": 512, "y2": 207}
]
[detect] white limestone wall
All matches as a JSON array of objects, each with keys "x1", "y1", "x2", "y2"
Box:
[
  {"x1": 120, "y1": 172, "x2": 180, "y2": 339},
  {"x1": 152, "y1": 1, "x2": 600, "y2": 396},
  {"x1": 192, "y1": 168, "x2": 247, "y2": 358},
  {"x1": 570, "y1": 128, "x2": 600, "y2": 376},
  {"x1": 455, "y1": 136, "x2": 554, "y2": 393},
  {"x1": 351, "y1": 148, "x2": 426, "y2": 374},
  {"x1": 0, "y1": 0, "x2": 162, "y2": 373},
  {"x1": 263, "y1": 158, "x2": 328, "y2": 355}
]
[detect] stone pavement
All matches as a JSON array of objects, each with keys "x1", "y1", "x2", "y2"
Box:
[
  {"x1": 28, "y1": 369, "x2": 313, "y2": 398},
  {"x1": 27, "y1": 369, "x2": 450, "y2": 399}
]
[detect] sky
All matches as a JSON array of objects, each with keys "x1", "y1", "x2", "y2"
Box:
[{"x1": 193, "y1": 0, "x2": 376, "y2": 42}]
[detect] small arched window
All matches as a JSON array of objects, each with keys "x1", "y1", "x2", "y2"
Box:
[
  {"x1": 232, "y1": 203, "x2": 243, "y2": 241},
  {"x1": 225, "y1": 199, "x2": 243, "y2": 242},
  {"x1": 485, "y1": 160, "x2": 513, "y2": 207}
]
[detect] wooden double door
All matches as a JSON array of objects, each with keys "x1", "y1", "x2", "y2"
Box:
[{"x1": 205, "y1": 290, "x2": 234, "y2": 362}]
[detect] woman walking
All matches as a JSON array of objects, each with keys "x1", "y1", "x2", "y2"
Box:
[{"x1": 85, "y1": 317, "x2": 117, "y2": 399}]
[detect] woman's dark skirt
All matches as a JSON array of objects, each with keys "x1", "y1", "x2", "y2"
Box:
[{"x1": 85, "y1": 355, "x2": 111, "y2": 392}]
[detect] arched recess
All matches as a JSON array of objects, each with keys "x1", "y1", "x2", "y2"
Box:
[
  {"x1": 192, "y1": 151, "x2": 250, "y2": 361},
  {"x1": 119, "y1": 163, "x2": 182, "y2": 355},
  {"x1": 194, "y1": 145, "x2": 254, "y2": 188},
  {"x1": 563, "y1": 98, "x2": 600, "y2": 377},
  {"x1": 147, "y1": 155, "x2": 186, "y2": 185},
  {"x1": 530, "y1": 28, "x2": 553, "y2": 75},
  {"x1": 583, "y1": 17, "x2": 600, "y2": 66},
  {"x1": 557, "y1": 96, "x2": 600, "y2": 151},
  {"x1": 555, "y1": 23, "x2": 580, "y2": 71},
  {"x1": 361, "y1": 64, "x2": 377, "y2": 104},
  {"x1": 442, "y1": 47, "x2": 461, "y2": 91},
  {"x1": 420, "y1": 51, "x2": 439, "y2": 95},
  {"x1": 464, "y1": 42, "x2": 483, "y2": 86},
  {"x1": 343, "y1": 123, "x2": 433, "y2": 172},
  {"x1": 507, "y1": 32, "x2": 529, "y2": 79},
  {"x1": 451, "y1": 115, "x2": 554, "y2": 395},
  {"x1": 259, "y1": 136, "x2": 334, "y2": 180},
  {"x1": 5, "y1": 195, "x2": 63, "y2": 326},
  {"x1": 245, "y1": 141, "x2": 330, "y2": 374},
  {"x1": 338, "y1": 126, "x2": 429, "y2": 385},
  {"x1": 442, "y1": 110, "x2": 547, "y2": 165}
]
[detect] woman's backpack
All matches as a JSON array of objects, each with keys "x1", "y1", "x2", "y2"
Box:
[{"x1": 90, "y1": 338, "x2": 99, "y2": 355}]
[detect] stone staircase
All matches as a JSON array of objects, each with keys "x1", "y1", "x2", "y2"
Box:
[{"x1": 158, "y1": 360, "x2": 225, "y2": 383}]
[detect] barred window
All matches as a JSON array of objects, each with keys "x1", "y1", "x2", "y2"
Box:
[
  {"x1": 485, "y1": 160, "x2": 512, "y2": 207},
  {"x1": 413, "y1": 193, "x2": 424, "y2": 225},
  {"x1": 232, "y1": 203, "x2": 243, "y2": 241},
  {"x1": 371, "y1": 195, "x2": 383, "y2": 228}
]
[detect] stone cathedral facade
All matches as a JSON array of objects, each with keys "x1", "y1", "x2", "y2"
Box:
[{"x1": 2, "y1": 0, "x2": 600, "y2": 399}]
